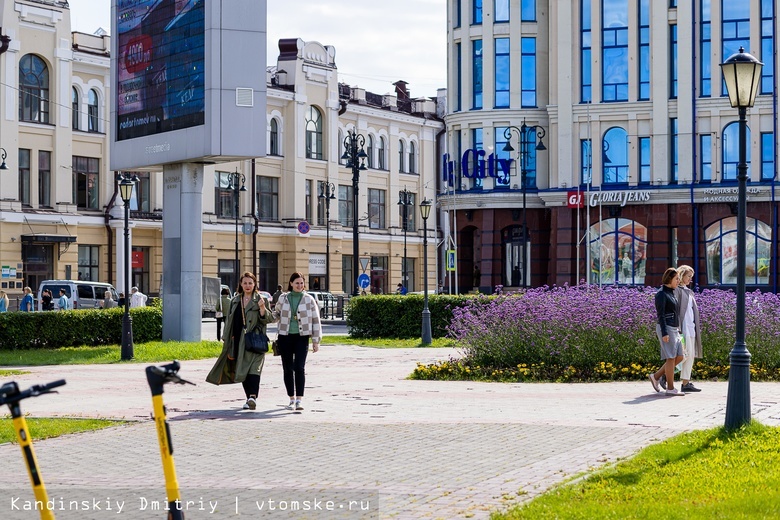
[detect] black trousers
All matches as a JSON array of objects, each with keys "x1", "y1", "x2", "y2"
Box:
[
  {"x1": 216, "y1": 317, "x2": 225, "y2": 341},
  {"x1": 278, "y1": 333, "x2": 310, "y2": 397},
  {"x1": 242, "y1": 374, "x2": 260, "y2": 399}
]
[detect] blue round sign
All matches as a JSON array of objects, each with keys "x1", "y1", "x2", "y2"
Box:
[
  {"x1": 357, "y1": 273, "x2": 371, "y2": 290},
  {"x1": 297, "y1": 221, "x2": 310, "y2": 234}
]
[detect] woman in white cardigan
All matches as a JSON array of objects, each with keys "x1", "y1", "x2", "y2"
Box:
[{"x1": 273, "y1": 272, "x2": 322, "y2": 411}]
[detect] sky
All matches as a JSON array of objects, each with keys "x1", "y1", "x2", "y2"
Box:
[{"x1": 68, "y1": 0, "x2": 447, "y2": 99}]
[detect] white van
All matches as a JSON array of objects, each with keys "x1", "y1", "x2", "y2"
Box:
[{"x1": 37, "y1": 280, "x2": 118, "y2": 311}]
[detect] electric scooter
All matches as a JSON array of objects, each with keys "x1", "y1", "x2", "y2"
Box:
[
  {"x1": 0, "y1": 379, "x2": 66, "y2": 520},
  {"x1": 145, "y1": 361, "x2": 194, "y2": 520}
]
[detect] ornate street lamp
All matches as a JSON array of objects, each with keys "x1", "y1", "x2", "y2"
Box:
[
  {"x1": 341, "y1": 130, "x2": 367, "y2": 296},
  {"x1": 229, "y1": 170, "x2": 247, "y2": 289},
  {"x1": 318, "y1": 182, "x2": 336, "y2": 292},
  {"x1": 398, "y1": 187, "x2": 413, "y2": 291},
  {"x1": 0, "y1": 148, "x2": 8, "y2": 170},
  {"x1": 720, "y1": 47, "x2": 763, "y2": 429},
  {"x1": 420, "y1": 199, "x2": 433, "y2": 345},
  {"x1": 118, "y1": 172, "x2": 139, "y2": 360},
  {"x1": 503, "y1": 121, "x2": 546, "y2": 289}
]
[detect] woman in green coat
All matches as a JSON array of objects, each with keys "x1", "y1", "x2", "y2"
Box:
[{"x1": 206, "y1": 271, "x2": 275, "y2": 410}]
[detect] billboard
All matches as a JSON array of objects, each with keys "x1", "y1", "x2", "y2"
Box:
[{"x1": 111, "y1": 0, "x2": 267, "y2": 169}]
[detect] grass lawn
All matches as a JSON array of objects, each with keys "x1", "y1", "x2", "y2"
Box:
[
  {"x1": 495, "y1": 422, "x2": 780, "y2": 519},
  {"x1": 0, "y1": 369, "x2": 30, "y2": 377},
  {"x1": 0, "y1": 341, "x2": 222, "y2": 366},
  {"x1": 0, "y1": 417, "x2": 124, "y2": 444}
]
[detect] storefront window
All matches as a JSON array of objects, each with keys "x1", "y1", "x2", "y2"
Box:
[
  {"x1": 588, "y1": 218, "x2": 647, "y2": 285},
  {"x1": 705, "y1": 217, "x2": 770, "y2": 285}
]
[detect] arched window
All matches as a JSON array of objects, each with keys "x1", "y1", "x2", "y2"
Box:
[
  {"x1": 705, "y1": 217, "x2": 770, "y2": 285},
  {"x1": 602, "y1": 127, "x2": 628, "y2": 184},
  {"x1": 305, "y1": 106, "x2": 323, "y2": 160},
  {"x1": 19, "y1": 54, "x2": 50, "y2": 123},
  {"x1": 88, "y1": 89, "x2": 99, "y2": 132},
  {"x1": 269, "y1": 119, "x2": 279, "y2": 156},
  {"x1": 72, "y1": 87, "x2": 79, "y2": 130},
  {"x1": 408, "y1": 141, "x2": 416, "y2": 174},
  {"x1": 588, "y1": 218, "x2": 647, "y2": 285},
  {"x1": 398, "y1": 140, "x2": 406, "y2": 173},
  {"x1": 366, "y1": 135, "x2": 374, "y2": 169},
  {"x1": 722, "y1": 121, "x2": 751, "y2": 181},
  {"x1": 378, "y1": 137, "x2": 386, "y2": 169}
]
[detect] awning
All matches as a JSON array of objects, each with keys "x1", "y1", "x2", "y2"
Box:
[{"x1": 20, "y1": 234, "x2": 77, "y2": 243}]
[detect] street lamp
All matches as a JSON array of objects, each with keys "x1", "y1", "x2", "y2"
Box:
[
  {"x1": 318, "y1": 182, "x2": 336, "y2": 292},
  {"x1": 229, "y1": 170, "x2": 247, "y2": 289},
  {"x1": 720, "y1": 47, "x2": 763, "y2": 429},
  {"x1": 0, "y1": 148, "x2": 8, "y2": 170},
  {"x1": 398, "y1": 187, "x2": 413, "y2": 291},
  {"x1": 118, "y1": 173, "x2": 139, "y2": 360},
  {"x1": 503, "y1": 121, "x2": 546, "y2": 289},
  {"x1": 420, "y1": 198, "x2": 432, "y2": 345},
  {"x1": 341, "y1": 130, "x2": 367, "y2": 296}
]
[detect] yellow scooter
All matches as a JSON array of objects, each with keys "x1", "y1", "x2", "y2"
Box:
[
  {"x1": 145, "y1": 361, "x2": 194, "y2": 519},
  {"x1": 0, "y1": 379, "x2": 66, "y2": 520}
]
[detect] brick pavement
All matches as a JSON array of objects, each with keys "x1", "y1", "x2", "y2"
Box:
[{"x1": 1, "y1": 346, "x2": 780, "y2": 519}]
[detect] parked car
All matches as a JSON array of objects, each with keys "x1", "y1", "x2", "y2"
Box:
[
  {"x1": 37, "y1": 280, "x2": 118, "y2": 311},
  {"x1": 307, "y1": 291, "x2": 337, "y2": 317}
]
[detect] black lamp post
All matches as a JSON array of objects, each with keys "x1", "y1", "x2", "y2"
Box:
[
  {"x1": 229, "y1": 170, "x2": 247, "y2": 289},
  {"x1": 420, "y1": 199, "x2": 432, "y2": 345},
  {"x1": 398, "y1": 187, "x2": 413, "y2": 291},
  {"x1": 0, "y1": 148, "x2": 8, "y2": 170},
  {"x1": 341, "y1": 130, "x2": 367, "y2": 296},
  {"x1": 720, "y1": 47, "x2": 763, "y2": 429},
  {"x1": 118, "y1": 173, "x2": 138, "y2": 361},
  {"x1": 503, "y1": 121, "x2": 546, "y2": 289},
  {"x1": 318, "y1": 182, "x2": 336, "y2": 292}
]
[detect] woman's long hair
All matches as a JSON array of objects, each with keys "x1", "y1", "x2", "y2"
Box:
[
  {"x1": 237, "y1": 271, "x2": 259, "y2": 295},
  {"x1": 286, "y1": 272, "x2": 306, "y2": 292}
]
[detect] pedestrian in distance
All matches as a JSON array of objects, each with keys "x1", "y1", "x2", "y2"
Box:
[
  {"x1": 271, "y1": 284, "x2": 283, "y2": 307},
  {"x1": 100, "y1": 290, "x2": 117, "y2": 309},
  {"x1": 41, "y1": 289, "x2": 53, "y2": 311},
  {"x1": 648, "y1": 267, "x2": 686, "y2": 396},
  {"x1": 130, "y1": 286, "x2": 147, "y2": 308},
  {"x1": 395, "y1": 282, "x2": 407, "y2": 295},
  {"x1": 664, "y1": 265, "x2": 702, "y2": 393},
  {"x1": 57, "y1": 288, "x2": 71, "y2": 311},
  {"x1": 117, "y1": 292, "x2": 125, "y2": 307},
  {"x1": 206, "y1": 271, "x2": 274, "y2": 410},
  {"x1": 0, "y1": 290, "x2": 8, "y2": 312},
  {"x1": 273, "y1": 272, "x2": 322, "y2": 412},
  {"x1": 20, "y1": 287, "x2": 34, "y2": 312},
  {"x1": 215, "y1": 287, "x2": 231, "y2": 341}
]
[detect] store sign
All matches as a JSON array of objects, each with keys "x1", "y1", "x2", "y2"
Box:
[
  {"x1": 701, "y1": 187, "x2": 767, "y2": 203},
  {"x1": 441, "y1": 151, "x2": 514, "y2": 185},
  {"x1": 132, "y1": 250, "x2": 144, "y2": 269},
  {"x1": 567, "y1": 191, "x2": 584, "y2": 208},
  {"x1": 588, "y1": 190, "x2": 651, "y2": 207},
  {"x1": 309, "y1": 254, "x2": 326, "y2": 276}
]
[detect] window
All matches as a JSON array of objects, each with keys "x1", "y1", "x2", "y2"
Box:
[
  {"x1": 602, "y1": 0, "x2": 629, "y2": 102},
  {"x1": 78, "y1": 245, "x2": 100, "y2": 282},
  {"x1": 669, "y1": 25, "x2": 678, "y2": 99},
  {"x1": 19, "y1": 54, "x2": 49, "y2": 123},
  {"x1": 316, "y1": 180, "x2": 327, "y2": 226},
  {"x1": 454, "y1": 0, "x2": 461, "y2": 27},
  {"x1": 521, "y1": 125, "x2": 540, "y2": 189},
  {"x1": 706, "y1": 217, "x2": 770, "y2": 285},
  {"x1": 398, "y1": 140, "x2": 406, "y2": 173},
  {"x1": 338, "y1": 129, "x2": 344, "y2": 165},
  {"x1": 761, "y1": 0, "x2": 774, "y2": 94},
  {"x1": 342, "y1": 255, "x2": 353, "y2": 294},
  {"x1": 72, "y1": 156, "x2": 99, "y2": 209},
  {"x1": 455, "y1": 42, "x2": 462, "y2": 112},
  {"x1": 581, "y1": 0, "x2": 592, "y2": 102},
  {"x1": 131, "y1": 246, "x2": 150, "y2": 294},
  {"x1": 366, "y1": 135, "x2": 374, "y2": 169},
  {"x1": 377, "y1": 137, "x2": 386, "y2": 170},
  {"x1": 338, "y1": 185, "x2": 354, "y2": 227},
  {"x1": 305, "y1": 106, "x2": 323, "y2": 160},
  {"x1": 670, "y1": 118, "x2": 678, "y2": 183},
  {"x1": 219, "y1": 258, "x2": 239, "y2": 295},
  {"x1": 258, "y1": 252, "x2": 278, "y2": 294},
  {"x1": 368, "y1": 189, "x2": 386, "y2": 229},
  {"x1": 402, "y1": 258, "x2": 416, "y2": 292},
  {"x1": 495, "y1": 0, "x2": 509, "y2": 22},
  {"x1": 472, "y1": 39, "x2": 483, "y2": 109},
  {"x1": 215, "y1": 172, "x2": 237, "y2": 218},
  {"x1": 257, "y1": 176, "x2": 279, "y2": 221},
  {"x1": 521, "y1": 37, "x2": 537, "y2": 107},
  {"x1": 495, "y1": 38, "x2": 510, "y2": 108},
  {"x1": 370, "y1": 256, "x2": 389, "y2": 294},
  {"x1": 721, "y1": 2, "x2": 749, "y2": 96},
  {"x1": 761, "y1": 133, "x2": 775, "y2": 181},
  {"x1": 494, "y1": 126, "x2": 512, "y2": 187},
  {"x1": 305, "y1": 179, "x2": 312, "y2": 224},
  {"x1": 589, "y1": 219, "x2": 647, "y2": 285},
  {"x1": 521, "y1": 0, "x2": 536, "y2": 21},
  {"x1": 700, "y1": 134, "x2": 712, "y2": 182},
  {"x1": 502, "y1": 226, "x2": 529, "y2": 287},
  {"x1": 88, "y1": 89, "x2": 99, "y2": 132},
  {"x1": 398, "y1": 192, "x2": 417, "y2": 232},
  {"x1": 129, "y1": 172, "x2": 150, "y2": 212},
  {"x1": 581, "y1": 139, "x2": 593, "y2": 185},
  {"x1": 700, "y1": 0, "x2": 711, "y2": 97},
  {"x1": 39, "y1": 151, "x2": 51, "y2": 207},
  {"x1": 471, "y1": 128, "x2": 484, "y2": 189},
  {"x1": 722, "y1": 122, "x2": 750, "y2": 181},
  {"x1": 472, "y1": 0, "x2": 482, "y2": 24},
  {"x1": 602, "y1": 127, "x2": 628, "y2": 184},
  {"x1": 638, "y1": 0, "x2": 650, "y2": 100},
  {"x1": 269, "y1": 119, "x2": 279, "y2": 156},
  {"x1": 638, "y1": 137, "x2": 650, "y2": 184},
  {"x1": 72, "y1": 88, "x2": 79, "y2": 130},
  {"x1": 19, "y1": 149, "x2": 31, "y2": 206},
  {"x1": 408, "y1": 141, "x2": 417, "y2": 174}
]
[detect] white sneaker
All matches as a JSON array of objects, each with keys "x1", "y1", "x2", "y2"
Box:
[
  {"x1": 286, "y1": 399, "x2": 295, "y2": 410},
  {"x1": 648, "y1": 374, "x2": 660, "y2": 393},
  {"x1": 294, "y1": 399, "x2": 304, "y2": 411},
  {"x1": 242, "y1": 400, "x2": 250, "y2": 410},
  {"x1": 665, "y1": 388, "x2": 685, "y2": 396},
  {"x1": 245, "y1": 397, "x2": 257, "y2": 410}
]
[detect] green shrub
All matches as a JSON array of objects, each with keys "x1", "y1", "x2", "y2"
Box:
[{"x1": 0, "y1": 307, "x2": 162, "y2": 350}]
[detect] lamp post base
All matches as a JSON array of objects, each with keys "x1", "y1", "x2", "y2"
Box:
[
  {"x1": 725, "y1": 345, "x2": 751, "y2": 429},
  {"x1": 121, "y1": 313, "x2": 134, "y2": 360},
  {"x1": 421, "y1": 308, "x2": 432, "y2": 346}
]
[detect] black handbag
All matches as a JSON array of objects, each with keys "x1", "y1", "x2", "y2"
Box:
[{"x1": 244, "y1": 328, "x2": 269, "y2": 354}]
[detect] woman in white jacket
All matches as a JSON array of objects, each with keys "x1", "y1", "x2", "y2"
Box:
[{"x1": 273, "y1": 272, "x2": 322, "y2": 411}]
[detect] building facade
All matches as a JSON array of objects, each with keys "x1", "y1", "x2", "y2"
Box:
[
  {"x1": 0, "y1": 1, "x2": 442, "y2": 306},
  {"x1": 442, "y1": 0, "x2": 779, "y2": 293}
]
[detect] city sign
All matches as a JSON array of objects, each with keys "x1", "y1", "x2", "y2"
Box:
[{"x1": 441, "y1": 150, "x2": 514, "y2": 185}]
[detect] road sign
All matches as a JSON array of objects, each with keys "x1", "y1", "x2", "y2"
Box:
[
  {"x1": 357, "y1": 273, "x2": 371, "y2": 290},
  {"x1": 297, "y1": 221, "x2": 310, "y2": 234},
  {"x1": 446, "y1": 250, "x2": 456, "y2": 271},
  {"x1": 359, "y1": 257, "x2": 370, "y2": 272}
]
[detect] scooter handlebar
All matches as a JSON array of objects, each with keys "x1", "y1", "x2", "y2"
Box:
[
  {"x1": 0, "y1": 379, "x2": 66, "y2": 406},
  {"x1": 148, "y1": 361, "x2": 195, "y2": 387}
]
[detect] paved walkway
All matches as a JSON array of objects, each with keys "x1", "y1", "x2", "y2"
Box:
[{"x1": 2, "y1": 346, "x2": 779, "y2": 519}]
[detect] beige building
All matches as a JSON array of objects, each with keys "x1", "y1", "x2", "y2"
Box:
[{"x1": 0, "y1": 1, "x2": 443, "y2": 307}]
